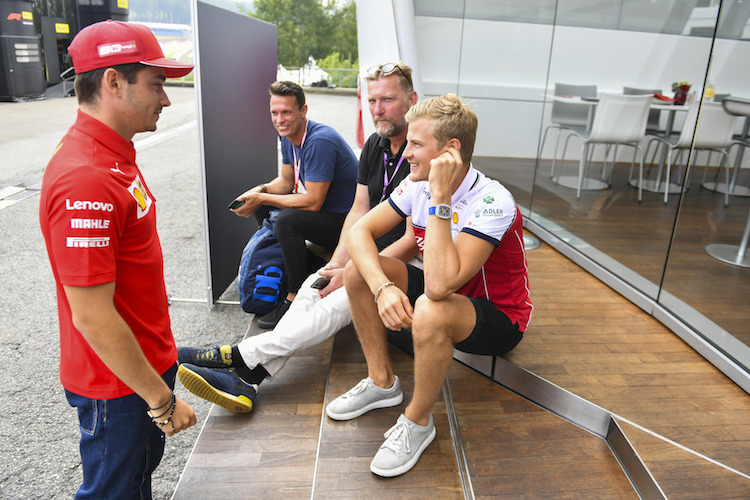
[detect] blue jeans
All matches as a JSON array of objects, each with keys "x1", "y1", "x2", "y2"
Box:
[{"x1": 65, "y1": 364, "x2": 177, "y2": 500}]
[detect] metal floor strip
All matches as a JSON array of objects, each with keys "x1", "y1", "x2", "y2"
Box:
[
  {"x1": 492, "y1": 357, "x2": 666, "y2": 499},
  {"x1": 443, "y1": 376, "x2": 475, "y2": 500}
]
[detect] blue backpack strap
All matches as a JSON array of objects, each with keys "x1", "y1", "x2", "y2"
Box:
[{"x1": 253, "y1": 266, "x2": 283, "y2": 303}]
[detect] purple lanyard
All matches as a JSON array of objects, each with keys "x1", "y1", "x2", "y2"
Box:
[{"x1": 382, "y1": 152, "x2": 405, "y2": 200}]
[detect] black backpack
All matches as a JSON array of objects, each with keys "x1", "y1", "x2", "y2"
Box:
[{"x1": 237, "y1": 210, "x2": 287, "y2": 314}]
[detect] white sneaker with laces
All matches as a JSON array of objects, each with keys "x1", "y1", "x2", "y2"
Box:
[
  {"x1": 370, "y1": 413, "x2": 436, "y2": 477},
  {"x1": 325, "y1": 376, "x2": 403, "y2": 420}
]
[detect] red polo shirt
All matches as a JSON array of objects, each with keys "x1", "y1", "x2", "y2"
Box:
[{"x1": 39, "y1": 110, "x2": 176, "y2": 399}]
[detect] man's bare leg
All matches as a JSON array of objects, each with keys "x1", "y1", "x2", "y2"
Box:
[
  {"x1": 343, "y1": 257, "x2": 410, "y2": 390},
  {"x1": 404, "y1": 294, "x2": 476, "y2": 426}
]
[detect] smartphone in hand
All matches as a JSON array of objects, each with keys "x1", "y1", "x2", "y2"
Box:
[
  {"x1": 311, "y1": 276, "x2": 331, "y2": 290},
  {"x1": 228, "y1": 199, "x2": 245, "y2": 210}
]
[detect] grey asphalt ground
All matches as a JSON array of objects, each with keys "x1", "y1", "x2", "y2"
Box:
[{"x1": 0, "y1": 85, "x2": 360, "y2": 499}]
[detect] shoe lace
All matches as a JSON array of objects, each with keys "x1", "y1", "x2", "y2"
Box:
[
  {"x1": 382, "y1": 420, "x2": 411, "y2": 454},
  {"x1": 197, "y1": 347, "x2": 219, "y2": 362},
  {"x1": 342, "y1": 378, "x2": 370, "y2": 399}
]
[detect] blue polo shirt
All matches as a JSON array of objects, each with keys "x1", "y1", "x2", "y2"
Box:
[{"x1": 280, "y1": 119, "x2": 357, "y2": 213}]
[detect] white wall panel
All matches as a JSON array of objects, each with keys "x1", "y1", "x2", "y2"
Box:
[{"x1": 413, "y1": 14, "x2": 750, "y2": 164}]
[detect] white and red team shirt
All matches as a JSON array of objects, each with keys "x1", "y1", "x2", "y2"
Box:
[
  {"x1": 39, "y1": 110, "x2": 176, "y2": 400},
  {"x1": 388, "y1": 165, "x2": 533, "y2": 332}
]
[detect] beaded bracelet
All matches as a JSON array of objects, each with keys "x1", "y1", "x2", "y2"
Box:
[
  {"x1": 373, "y1": 281, "x2": 395, "y2": 303},
  {"x1": 148, "y1": 393, "x2": 175, "y2": 421},
  {"x1": 154, "y1": 401, "x2": 176, "y2": 430},
  {"x1": 148, "y1": 392, "x2": 174, "y2": 412}
]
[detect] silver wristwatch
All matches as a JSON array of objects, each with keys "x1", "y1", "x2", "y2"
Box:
[{"x1": 429, "y1": 203, "x2": 452, "y2": 220}]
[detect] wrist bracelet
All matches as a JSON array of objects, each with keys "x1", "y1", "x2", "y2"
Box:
[
  {"x1": 148, "y1": 392, "x2": 174, "y2": 412},
  {"x1": 374, "y1": 281, "x2": 395, "y2": 303},
  {"x1": 153, "y1": 400, "x2": 176, "y2": 431},
  {"x1": 148, "y1": 394, "x2": 175, "y2": 420}
]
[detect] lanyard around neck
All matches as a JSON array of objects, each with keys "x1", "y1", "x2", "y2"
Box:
[
  {"x1": 382, "y1": 152, "x2": 405, "y2": 201},
  {"x1": 291, "y1": 121, "x2": 308, "y2": 194}
]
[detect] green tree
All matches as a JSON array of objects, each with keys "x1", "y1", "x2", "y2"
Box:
[
  {"x1": 247, "y1": 0, "x2": 357, "y2": 69},
  {"x1": 327, "y1": 0, "x2": 357, "y2": 63},
  {"x1": 250, "y1": 0, "x2": 328, "y2": 67}
]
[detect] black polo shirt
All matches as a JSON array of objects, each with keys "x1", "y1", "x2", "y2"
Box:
[{"x1": 357, "y1": 132, "x2": 411, "y2": 249}]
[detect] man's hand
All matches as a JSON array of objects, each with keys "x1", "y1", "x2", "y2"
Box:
[
  {"x1": 428, "y1": 145, "x2": 463, "y2": 198},
  {"x1": 231, "y1": 186, "x2": 265, "y2": 218},
  {"x1": 375, "y1": 284, "x2": 413, "y2": 330},
  {"x1": 317, "y1": 266, "x2": 344, "y2": 298},
  {"x1": 149, "y1": 396, "x2": 197, "y2": 437}
]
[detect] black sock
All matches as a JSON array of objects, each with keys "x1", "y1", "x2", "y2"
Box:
[{"x1": 230, "y1": 345, "x2": 270, "y2": 385}]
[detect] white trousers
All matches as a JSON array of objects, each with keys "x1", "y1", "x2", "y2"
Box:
[{"x1": 236, "y1": 271, "x2": 352, "y2": 378}]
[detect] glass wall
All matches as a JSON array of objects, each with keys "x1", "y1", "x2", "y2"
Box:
[{"x1": 414, "y1": 0, "x2": 750, "y2": 379}]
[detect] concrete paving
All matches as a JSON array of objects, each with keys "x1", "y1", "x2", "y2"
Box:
[{"x1": 0, "y1": 85, "x2": 360, "y2": 499}]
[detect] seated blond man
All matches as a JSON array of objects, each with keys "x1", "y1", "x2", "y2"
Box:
[{"x1": 326, "y1": 94, "x2": 533, "y2": 477}]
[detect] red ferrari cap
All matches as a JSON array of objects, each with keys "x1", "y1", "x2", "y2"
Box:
[{"x1": 68, "y1": 20, "x2": 194, "y2": 78}]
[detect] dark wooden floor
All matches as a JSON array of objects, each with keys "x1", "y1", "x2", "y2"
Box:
[{"x1": 174, "y1": 234, "x2": 750, "y2": 499}]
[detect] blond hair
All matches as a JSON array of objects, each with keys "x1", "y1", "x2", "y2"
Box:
[{"x1": 405, "y1": 94, "x2": 477, "y2": 164}]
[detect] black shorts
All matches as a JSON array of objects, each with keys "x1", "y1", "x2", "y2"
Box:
[{"x1": 404, "y1": 263, "x2": 523, "y2": 357}]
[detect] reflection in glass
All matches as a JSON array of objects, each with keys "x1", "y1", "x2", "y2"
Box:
[{"x1": 414, "y1": 0, "x2": 750, "y2": 372}]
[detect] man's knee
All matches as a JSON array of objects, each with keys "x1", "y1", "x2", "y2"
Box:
[
  {"x1": 412, "y1": 295, "x2": 451, "y2": 345},
  {"x1": 343, "y1": 260, "x2": 367, "y2": 293},
  {"x1": 275, "y1": 208, "x2": 299, "y2": 231}
]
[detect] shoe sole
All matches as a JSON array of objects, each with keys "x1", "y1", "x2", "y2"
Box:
[
  {"x1": 325, "y1": 392, "x2": 404, "y2": 421},
  {"x1": 369, "y1": 425, "x2": 436, "y2": 477},
  {"x1": 177, "y1": 365, "x2": 254, "y2": 414}
]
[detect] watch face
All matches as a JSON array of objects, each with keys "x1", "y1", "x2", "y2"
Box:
[{"x1": 436, "y1": 204, "x2": 451, "y2": 219}]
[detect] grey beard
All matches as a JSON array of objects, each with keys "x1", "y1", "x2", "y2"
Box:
[{"x1": 378, "y1": 120, "x2": 407, "y2": 138}]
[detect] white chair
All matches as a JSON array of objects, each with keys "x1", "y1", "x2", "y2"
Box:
[
  {"x1": 714, "y1": 136, "x2": 750, "y2": 205},
  {"x1": 643, "y1": 101, "x2": 738, "y2": 204},
  {"x1": 557, "y1": 93, "x2": 652, "y2": 201},
  {"x1": 623, "y1": 86, "x2": 663, "y2": 135},
  {"x1": 539, "y1": 83, "x2": 598, "y2": 178}
]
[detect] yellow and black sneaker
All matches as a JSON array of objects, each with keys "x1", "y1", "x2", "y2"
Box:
[
  {"x1": 177, "y1": 363, "x2": 257, "y2": 414},
  {"x1": 177, "y1": 343, "x2": 232, "y2": 368}
]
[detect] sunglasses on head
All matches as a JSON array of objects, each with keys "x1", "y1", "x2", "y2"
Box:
[{"x1": 367, "y1": 63, "x2": 412, "y2": 87}]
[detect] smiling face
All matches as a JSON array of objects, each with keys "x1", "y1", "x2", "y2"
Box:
[
  {"x1": 270, "y1": 95, "x2": 308, "y2": 144},
  {"x1": 367, "y1": 74, "x2": 412, "y2": 138},
  {"x1": 122, "y1": 66, "x2": 171, "y2": 135},
  {"x1": 403, "y1": 117, "x2": 446, "y2": 182}
]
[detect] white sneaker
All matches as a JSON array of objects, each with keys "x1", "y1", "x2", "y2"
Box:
[
  {"x1": 325, "y1": 377, "x2": 403, "y2": 420},
  {"x1": 370, "y1": 413, "x2": 436, "y2": 477}
]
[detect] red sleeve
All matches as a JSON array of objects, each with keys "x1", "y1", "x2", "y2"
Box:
[{"x1": 46, "y1": 167, "x2": 125, "y2": 287}]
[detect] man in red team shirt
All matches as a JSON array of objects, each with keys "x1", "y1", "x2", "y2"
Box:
[{"x1": 39, "y1": 20, "x2": 196, "y2": 498}]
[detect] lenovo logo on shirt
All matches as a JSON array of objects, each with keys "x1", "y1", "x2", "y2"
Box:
[
  {"x1": 66, "y1": 199, "x2": 115, "y2": 212},
  {"x1": 66, "y1": 237, "x2": 110, "y2": 248}
]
